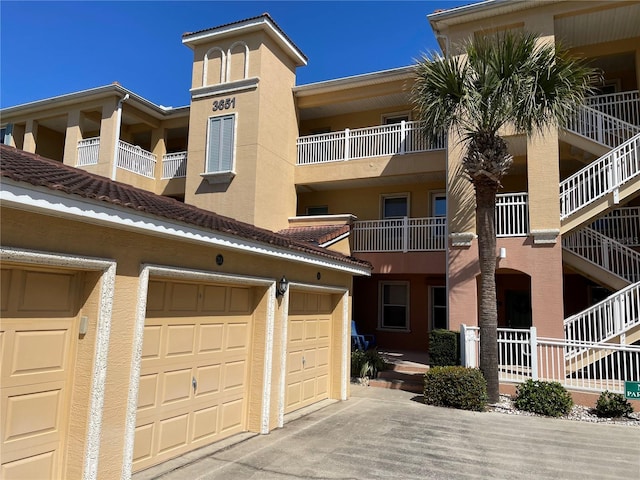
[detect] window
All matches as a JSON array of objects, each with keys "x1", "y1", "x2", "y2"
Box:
[
  {"x1": 206, "y1": 114, "x2": 235, "y2": 174},
  {"x1": 382, "y1": 112, "x2": 410, "y2": 125},
  {"x1": 380, "y1": 282, "x2": 409, "y2": 330},
  {"x1": 0, "y1": 124, "x2": 11, "y2": 145},
  {"x1": 431, "y1": 193, "x2": 446, "y2": 217},
  {"x1": 382, "y1": 195, "x2": 408, "y2": 219},
  {"x1": 431, "y1": 286, "x2": 447, "y2": 330},
  {"x1": 306, "y1": 206, "x2": 329, "y2": 216}
]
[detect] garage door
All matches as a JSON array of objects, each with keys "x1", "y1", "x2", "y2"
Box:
[
  {"x1": 1, "y1": 267, "x2": 81, "y2": 479},
  {"x1": 133, "y1": 279, "x2": 253, "y2": 472},
  {"x1": 285, "y1": 292, "x2": 333, "y2": 414}
]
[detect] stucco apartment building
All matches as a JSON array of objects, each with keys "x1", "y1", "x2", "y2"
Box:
[{"x1": 1, "y1": 0, "x2": 640, "y2": 478}]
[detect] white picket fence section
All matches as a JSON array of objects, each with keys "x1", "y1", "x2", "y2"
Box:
[
  {"x1": 76, "y1": 137, "x2": 100, "y2": 166},
  {"x1": 116, "y1": 140, "x2": 156, "y2": 178},
  {"x1": 460, "y1": 325, "x2": 640, "y2": 394},
  {"x1": 296, "y1": 120, "x2": 445, "y2": 165},
  {"x1": 352, "y1": 216, "x2": 446, "y2": 252},
  {"x1": 564, "y1": 281, "x2": 640, "y2": 345},
  {"x1": 585, "y1": 90, "x2": 639, "y2": 127},
  {"x1": 162, "y1": 151, "x2": 187, "y2": 179},
  {"x1": 496, "y1": 192, "x2": 529, "y2": 237},
  {"x1": 559, "y1": 132, "x2": 640, "y2": 220},
  {"x1": 562, "y1": 227, "x2": 640, "y2": 284},
  {"x1": 590, "y1": 206, "x2": 640, "y2": 247}
]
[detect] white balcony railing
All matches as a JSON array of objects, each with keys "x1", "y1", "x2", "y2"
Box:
[
  {"x1": 77, "y1": 137, "x2": 100, "y2": 166},
  {"x1": 76, "y1": 137, "x2": 158, "y2": 179},
  {"x1": 117, "y1": 140, "x2": 156, "y2": 178},
  {"x1": 590, "y1": 206, "x2": 640, "y2": 247},
  {"x1": 562, "y1": 227, "x2": 640, "y2": 284},
  {"x1": 296, "y1": 120, "x2": 445, "y2": 165},
  {"x1": 564, "y1": 281, "x2": 640, "y2": 347},
  {"x1": 162, "y1": 151, "x2": 187, "y2": 179},
  {"x1": 585, "y1": 90, "x2": 639, "y2": 127},
  {"x1": 559, "y1": 132, "x2": 640, "y2": 219},
  {"x1": 496, "y1": 193, "x2": 529, "y2": 237},
  {"x1": 352, "y1": 216, "x2": 446, "y2": 253}
]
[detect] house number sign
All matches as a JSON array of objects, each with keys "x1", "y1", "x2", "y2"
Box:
[{"x1": 212, "y1": 97, "x2": 236, "y2": 111}]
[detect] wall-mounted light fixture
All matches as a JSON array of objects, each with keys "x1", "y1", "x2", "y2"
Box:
[
  {"x1": 499, "y1": 247, "x2": 507, "y2": 259},
  {"x1": 276, "y1": 275, "x2": 288, "y2": 298}
]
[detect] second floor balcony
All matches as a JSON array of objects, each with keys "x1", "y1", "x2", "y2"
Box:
[
  {"x1": 77, "y1": 137, "x2": 187, "y2": 180},
  {"x1": 352, "y1": 193, "x2": 529, "y2": 253},
  {"x1": 296, "y1": 120, "x2": 445, "y2": 165}
]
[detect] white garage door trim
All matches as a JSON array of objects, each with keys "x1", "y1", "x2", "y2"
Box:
[
  {"x1": 122, "y1": 265, "x2": 276, "y2": 480},
  {"x1": 278, "y1": 283, "x2": 349, "y2": 428},
  {"x1": 0, "y1": 246, "x2": 116, "y2": 480}
]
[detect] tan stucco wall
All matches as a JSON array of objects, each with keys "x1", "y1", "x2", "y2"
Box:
[{"x1": 1, "y1": 206, "x2": 356, "y2": 479}]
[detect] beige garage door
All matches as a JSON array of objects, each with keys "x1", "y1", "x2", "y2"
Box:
[
  {"x1": 133, "y1": 279, "x2": 254, "y2": 472},
  {"x1": 285, "y1": 291, "x2": 333, "y2": 414},
  {"x1": 1, "y1": 267, "x2": 81, "y2": 480}
]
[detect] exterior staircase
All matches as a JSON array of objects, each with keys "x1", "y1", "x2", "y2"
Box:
[{"x1": 560, "y1": 91, "x2": 640, "y2": 369}]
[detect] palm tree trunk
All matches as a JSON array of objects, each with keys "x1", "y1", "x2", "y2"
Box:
[{"x1": 475, "y1": 181, "x2": 500, "y2": 403}]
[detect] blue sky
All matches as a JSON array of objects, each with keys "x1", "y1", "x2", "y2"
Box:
[{"x1": 1, "y1": 1, "x2": 472, "y2": 109}]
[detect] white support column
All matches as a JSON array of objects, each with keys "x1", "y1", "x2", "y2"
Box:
[{"x1": 530, "y1": 327, "x2": 538, "y2": 380}]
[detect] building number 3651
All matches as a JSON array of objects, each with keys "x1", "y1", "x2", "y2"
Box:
[{"x1": 212, "y1": 97, "x2": 236, "y2": 111}]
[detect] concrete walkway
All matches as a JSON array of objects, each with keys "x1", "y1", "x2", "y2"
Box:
[{"x1": 135, "y1": 385, "x2": 640, "y2": 480}]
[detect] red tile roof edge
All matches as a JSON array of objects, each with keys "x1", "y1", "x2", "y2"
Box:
[{"x1": 0, "y1": 145, "x2": 370, "y2": 271}]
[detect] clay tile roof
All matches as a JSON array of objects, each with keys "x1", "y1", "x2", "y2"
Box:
[
  {"x1": 278, "y1": 224, "x2": 351, "y2": 245},
  {"x1": 0, "y1": 145, "x2": 370, "y2": 271}
]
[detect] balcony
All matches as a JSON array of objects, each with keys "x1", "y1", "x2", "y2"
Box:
[
  {"x1": 76, "y1": 138, "x2": 187, "y2": 180},
  {"x1": 296, "y1": 120, "x2": 445, "y2": 165},
  {"x1": 352, "y1": 193, "x2": 529, "y2": 253}
]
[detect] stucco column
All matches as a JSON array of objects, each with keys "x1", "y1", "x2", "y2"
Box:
[
  {"x1": 97, "y1": 97, "x2": 119, "y2": 179},
  {"x1": 63, "y1": 110, "x2": 82, "y2": 167},
  {"x1": 527, "y1": 126, "x2": 561, "y2": 244},
  {"x1": 23, "y1": 119, "x2": 38, "y2": 153},
  {"x1": 151, "y1": 128, "x2": 166, "y2": 185}
]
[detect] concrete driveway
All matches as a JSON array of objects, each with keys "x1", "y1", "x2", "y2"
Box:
[{"x1": 135, "y1": 385, "x2": 640, "y2": 480}]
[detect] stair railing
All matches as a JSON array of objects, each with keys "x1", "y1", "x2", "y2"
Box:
[
  {"x1": 562, "y1": 227, "x2": 640, "y2": 284},
  {"x1": 566, "y1": 104, "x2": 639, "y2": 148},
  {"x1": 560, "y1": 132, "x2": 640, "y2": 219},
  {"x1": 563, "y1": 281, "x2": 640, "y2": 349}
]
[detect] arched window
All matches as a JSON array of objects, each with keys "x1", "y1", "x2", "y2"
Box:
[
  {"x1": 203, "y1": 47, "x2": 225, "y2": 86},
  {"x1": 227, "y1": 42, "x2": 249, "y2": 82}
]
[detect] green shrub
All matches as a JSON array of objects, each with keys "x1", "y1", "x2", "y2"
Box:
[
  {"x1": 594, "y1": 390, "x2": 633, "y2": 418},
  {"x1": 351, "y1": 348, "x2": 386, "y2": 378},
  {"x1": 429, "y1": 329, "x2": 459, "y2": 366},
  {"x1": 514, "y1": 380, "x2": 573, "y2": 417},
  {"x1": 424, "y1": 366, "x2": 487, "y2": 411}
]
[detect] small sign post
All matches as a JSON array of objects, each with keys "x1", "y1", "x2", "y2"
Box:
[{"x1": 624, "y1": 381, "x2": 640, "y2": 400}]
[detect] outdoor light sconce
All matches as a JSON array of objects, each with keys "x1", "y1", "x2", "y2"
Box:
[
  {"x1": 276, "y1": 275, "x2": 289, "y2": 298},
  {"x1": 498, "y1": 247, "x2": 507, "y2": 259}
]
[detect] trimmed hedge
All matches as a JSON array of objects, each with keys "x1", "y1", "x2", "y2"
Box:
[
  {"x1": 429, "y1": 329, "x2": 459, "y2": 366},
  {"x1": 424, "y1": 366, "x2": 487, "y2": 411},
  {"x1": 514, "y1": 380, "x2": 573, "y2": 417},
  {"x1": 595, "y1": 390, "x2": 633, "y2": 418}
]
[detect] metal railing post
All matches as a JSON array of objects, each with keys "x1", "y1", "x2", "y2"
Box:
[
  {"x1": 402, "y1": 216, "x2": 409, "y2": 253},
  {"x1": 400, "y1": 120, "x2": 406, "y2": 155},
  {"x1": 344, "y1": 129, "x2": 350, "y2": 161}
]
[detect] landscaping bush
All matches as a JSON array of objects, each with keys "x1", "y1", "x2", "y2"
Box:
[
  {"x1": 594, "y1": 390, "x2": 633, "y2": 418},
  {"x1": 351, "y1": 348, "x2": 386, "y2": 378},
  {"x1": 423, "y1": 366, "x2": 487, "y2": 411},
  {"x1": 429, "y1": 329, "x2": 459, "y2": 366},
  {"x1": 514, "y1": 380, "x2": 573, "y2": 417}
]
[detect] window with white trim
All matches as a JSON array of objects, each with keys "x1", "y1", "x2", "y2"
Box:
[
  {"x1": 206, "y1": 114, "x2": 235, "y2": 174},
  {"x1": 431, "y1": 286, "x2": 447, "y2": 330},
  {"x1": 380, "y1": 282, "x2": 409, "y2": 330}
]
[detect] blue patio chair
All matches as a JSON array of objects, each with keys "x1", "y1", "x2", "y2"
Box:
[{"x1": 351, "y1": 320, "x2": 376, "y2": 351}]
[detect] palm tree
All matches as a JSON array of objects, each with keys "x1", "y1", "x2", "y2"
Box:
[{"x1": 412, "y1": 31, "x2": 596, "y2": 402}]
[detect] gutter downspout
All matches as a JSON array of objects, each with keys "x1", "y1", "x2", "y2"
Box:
[{"x1": 111, "y1": 93, "x2": 130, "y2": 180}]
